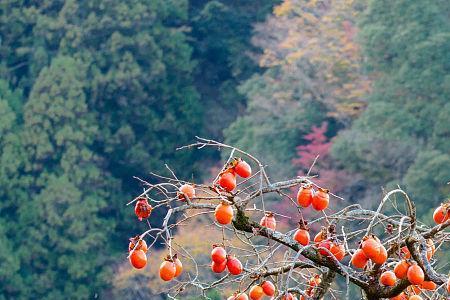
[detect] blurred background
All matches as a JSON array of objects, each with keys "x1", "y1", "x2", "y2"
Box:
[{"x1": 0, "y1": 0, "x2": 449, "y2": 299}]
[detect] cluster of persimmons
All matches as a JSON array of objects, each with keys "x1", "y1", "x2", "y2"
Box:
[{"x1": 126, "y1": 154, "x2": 450, "y2": 300}]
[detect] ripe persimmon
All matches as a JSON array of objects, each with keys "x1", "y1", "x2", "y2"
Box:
[
  {"x1": 318, "y1": 240, "x2": 331, "y2": 256},
  {"x1": 228, "y1": 293, "x2": 249, "y2": 300},
  {"x1": 394, "y1": 260, "x2": 410, "y2": 279},
  {"x1": 330, "y1": 242, "x2": 346, "y2": 261},
  {"x1": 260, "y1": 212, "x2": 276, "y2": 230},
  {"x1": 211, "y1": 260, "x2": 227, "y2": 273},
  {"x1": 227, "y1": 256, "x2": 243, "y2": 275},
  {"x1": 293, "y1": 229, "x2": 310, "y2": 246},
  {"x1": 129, "y1": 249, "x2": 147, "y2": 269},
  {"x1": 314, "y1": 228, "x2": 327, "y2": 245},
  {"x1": 297, "y1": 185, "x2": 314, "y2": 208},
  {"x1": 214, "y1": 202, "x2": 234, "y2": 225},
  {"x1": 218, "y1": 171, "x2": 237, "y2": 192},
  {"x1": 351, "y1": 249, "x2": 368, "y2": 269},
  {"x1": 159, "y1": 260, "x2": 176, "y2": 281},
  {"x1": 407, "y1": 264, "x2": 424, "y2": 285},
  {"x1": 390, "y1": 293, "x2": 407, "y2": 300},
  {"x1": 447, "y1": 277, "x2": 450, "y2": 293},
  {"x1": 174, "y1": 256, "x2": 183, "y2": 277},
  {"x1": 211, "y1": 245, "x2": 227, "y2": 264},
  {"x1": 134, "y1": 198, "x2": 152, "y2": 221},
  {"x1": 408, "y1": 296, "x2": 422, "y2": 300},
  {"x1": 261, "y1": 281, "x2": 275, "y2": 296},
  {"x1": 361, "y1": 237, "x2": 381, "y2": 260},
  {"x1": 433, "y1": 204, "x2": 449, "y2": 224},
  {"x1": 178, "y1": 184, "x2": 195, "y2": 201},
  {"x1": 421, "y1": 280, "x2": 436, "y2": 290},
  {"x1": 311, "y1": 188, "x2": 329, "y2": 211},
  {"x1": 372, "y1": 244, "x2": 388, "y2": 265},
  {"x1": 234, "y1": 159, "x2": 252, "y2": 178},
  {"x1": 380, "y1": 271, "x2": 396, "y2": 286},
  {"x1": 249, "y1": 285, "x2": 264, "y2": 300},
  {"x1": 128, "y1": 237, "x2": 148, "y2": 253}
]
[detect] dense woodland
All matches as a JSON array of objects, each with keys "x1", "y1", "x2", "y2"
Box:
[{"x1": 0, "y1": 0, "x2": 449, "y2": 299}]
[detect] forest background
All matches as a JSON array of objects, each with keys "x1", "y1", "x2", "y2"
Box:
[{"x1": 0, "y1": 0, "x2": 449, "y2": 299}]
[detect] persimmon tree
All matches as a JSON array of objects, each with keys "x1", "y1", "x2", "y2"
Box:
[{"x1": 126, "y1": 137, "x2": 450, "y2": 300}]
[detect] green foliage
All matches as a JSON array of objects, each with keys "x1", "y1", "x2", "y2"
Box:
[
  {"x1": 0, "y1": 0, "x2": 206, "y2": 251},
  {"x1": 332, "y1": 0, "x2": 450, "y2": 208},
  {"x1": 332, "y1": 102, "x2": 421, "y2": 182},
  {"x1": 403, "y1": 150, "x2": 450, "y2": 212},
  {"x1": 0, "y1": 0, "x2": 280, "y2": 298},
  {"x1": 0, "y1": 81, "x2": 25, "y2": 212},
  {"x1": 0, "y1": 1, "x2": 36, "y2": 87},
  {"x1": 10, "y1": 56, "x2": 114, "y2": 299},
  {"x1": 225, "y1": 69, "x2": 326, "y2": 180},
  {"x1": 30, "y1": 0, "x2": 203, "y2": 181},
  {"x1": 190, "y1": 0, "x2": 279, "y2": 139}
]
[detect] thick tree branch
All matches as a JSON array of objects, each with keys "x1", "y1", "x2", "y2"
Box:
[{"x1": 232, "y1": 206, "x2": 371, "y2": 290}]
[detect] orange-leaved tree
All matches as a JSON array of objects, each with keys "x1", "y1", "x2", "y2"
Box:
[{"x1": 256, "y1": 0, "x2": 371, "y2": 123}]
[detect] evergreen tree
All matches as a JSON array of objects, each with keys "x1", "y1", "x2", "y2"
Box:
[
  {"x1": 332, "y1": 0, "x2": 450, "y2": 211},
  {"x1": 10, "y1": 0, "x2": 206, "y2": 244},
  {"x1": 189, "y1": 0, "x2": 279, "y2": 139},
  {"x1": 0, "y1": 80, "x2": 26, "y2": 297},
  {"x1": 10, "y1": 56, "x2": 115, "y2": 299},
  {"x1": 0, "y1": 3, "x2": 283, "y2": 298},
  {"x1": 29, "y1": 0, "x2": 202, "y2": 179},
  {"x1": 0, "y1": 1, "x2": 37, "y2": 89}
]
